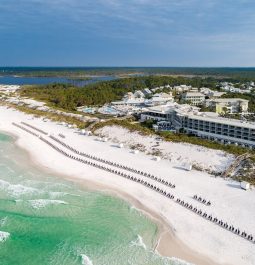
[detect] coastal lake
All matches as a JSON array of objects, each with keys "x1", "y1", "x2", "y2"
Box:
[
  {"x1": 0, "y1": 133, "x2": 189, "y2": 265},
  {"x1": 0, "y1": 76, "x2": 117, "y2": 87}
]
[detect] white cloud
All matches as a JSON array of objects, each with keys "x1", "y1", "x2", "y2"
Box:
[{"x1": 0, "y1": 0, "x2": 255, "y2": 52}]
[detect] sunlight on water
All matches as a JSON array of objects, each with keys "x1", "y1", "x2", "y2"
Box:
[{"x1": 0, "y1": 132, "x2": 189, "y2": 265}]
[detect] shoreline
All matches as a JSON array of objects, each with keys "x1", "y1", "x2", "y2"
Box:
[
  {"x1": 0, "y1": 106, "x2": 254, "y2": 265},
  {"x1": 4, "y1": 129, "x2": 220, "y2": 265}
]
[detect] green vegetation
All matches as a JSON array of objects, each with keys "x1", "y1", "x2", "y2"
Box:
[
  {"x1": 3, "y1": 103, "x2": 92, "y2": 129},
  {"x1": 91, "y1": 119, "x2": 153, "y2": 135},
  {"x1": 20, "y1": 76, "x2": 223, "y2": 111},
  {"x1": 198, "y1": 105, "x2": 215, "y2": 112},
  {"x1": 10, "y1": 74, "x2": 255, "y2": 167},
  {"x1": 159, "y1": 131, "x2": 255, "y2": 158},
  {"x1": 90, "y1": 117, "x2": 255, "y2": 159},
  {"x1": 140, "y1": 119, "x2": 155, "y2": 129},
  {"x1": 2, "y1": 98, "x2": 255, "y2": 179}
]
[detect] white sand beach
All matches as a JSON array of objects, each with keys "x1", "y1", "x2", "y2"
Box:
[{"x1": 0, "y1": 105, "x2": 254, "y2": 265}]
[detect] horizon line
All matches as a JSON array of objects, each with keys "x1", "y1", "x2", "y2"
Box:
[{"x1": 1, "y1": 66, "x2": 255, "y2": 69}]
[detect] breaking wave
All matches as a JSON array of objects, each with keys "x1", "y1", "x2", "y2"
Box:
[
  {"x1": 169, "y1": 257, "x2": 195, "y2": 265},
  {"x1": 81, "y1": 254, "x2": 93, "y2": 265},
  {"x1": 28, "y1": 199, "x2": 68, "y2": 209},
  {"x1": 0, "y1": 179, "x2": 39, "y2": 197},
  {"x1": 0, "y1": 231, "x2": 10, "y2": 242},
  {"x1": 130, "y1": 234, "x2": 147, "y2": 249}
]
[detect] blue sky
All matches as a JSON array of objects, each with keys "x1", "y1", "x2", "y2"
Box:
[{"x1": 0, "y1": 0, "x2": 255, "y2": 66}]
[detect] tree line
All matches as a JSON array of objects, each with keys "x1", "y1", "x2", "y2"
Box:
[{"x1": 19, "y1": 76, "x2": 236, "y2": 111}]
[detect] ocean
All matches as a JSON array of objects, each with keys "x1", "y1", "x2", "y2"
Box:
[{"x1": 0, "y1": 132, "x2": 190, "y2": 265}]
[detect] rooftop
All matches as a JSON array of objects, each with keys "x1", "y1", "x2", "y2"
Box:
[
  {"x1": 183, "y1": 92, "x2": 205, "y2": 97},
  {"x1": 210, "y1": 98, "x2": 249, "y2": 103},
  {"x1": 185, "y1": 112, "x2": 255, "y2": 129},
  {"x1": 144, "y1": 103, "x2": 255, "y2": 129}
]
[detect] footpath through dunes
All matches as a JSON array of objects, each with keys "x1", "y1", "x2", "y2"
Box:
[{"x1": 13, "y1": 122, "x2": 255, "y2": 246}]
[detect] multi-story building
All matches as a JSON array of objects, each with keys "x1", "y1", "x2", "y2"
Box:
[
  {"x1": 140, "y1": 103, "x2": 255, "y2": 148},
  {"x1": 181, "y1": 92, "x2": 205, "y2": 106},
  {"x1": 206, "y1": 98, "x2": 249, "y2": 114}
]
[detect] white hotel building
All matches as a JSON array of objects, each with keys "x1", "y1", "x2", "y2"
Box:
[{"x1": 141, "y1": 103, "x2": 255, "y2": 148}]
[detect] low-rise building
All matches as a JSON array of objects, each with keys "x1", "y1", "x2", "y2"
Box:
[
  {"x1": 143, "y1": 88, "x2": 152, "y2": 96},
  {"x1": 181, "y1": 92, "x2": 205, "y2": 105},
  {"x1": 206, "y1": 98, "x2": 249, "y2": 114},
  {"x1": 173, "y1": 85, "x2": 192, "y2": 92},
  {"x1": 111, "y1": 98, "x2": 145, "y2": 106},
  {"x1": 133, "y1": 90, "x2": 145, "y2": 98},
  {"x1": 145, "y1": 92, "x2": 173, "y2": 106},
  {"x1": 209, "y1": 91, "x2": 226, "y2": 98},
  {"x1": 200, "y1": 88, "x2": 226, "y2": 98}
]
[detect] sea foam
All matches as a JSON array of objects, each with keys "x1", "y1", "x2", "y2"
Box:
[
  {"x1": 169, "y1": 257, "x2": 194, "y2": 265},
  {"x1": 0, "y1": 231, "x2": 10, "y2": 242},
  {"x1": 130, "y1": 234, "x2": 147, "y2": 249},
  {"x1": 0, "y1": 179, "x2": 39, "y2": 197},
  {"x1": 80, "y1": 254, "x2": 93, "y2": 265},
  {"x1": 28, "y1": 199, "x2": 68, "y2": 209}
]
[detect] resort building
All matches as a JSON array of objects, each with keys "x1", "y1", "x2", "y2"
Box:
[
  {"x1": 111, "y1": 92, "x2": 173, "y2": 108},
  {"x1": 181, "y1": 92, "x2": 205, "y2": 105},
  {"x1": 111, "y1": 98, "x2": 145, "y2": 107},
  {"x1": 200, "y1": 88, "x2": 226, "y2": 98},
  {"x1": 133, "y1": 90, "x2": 145, "y2": 98},
  {"x1": 206, "y1": 98, "x2": 249, "y2": 114},
  {"x1": 143, "y1": 88, "x2": 152, "y2": 96},
  {"x1": 144, "y1": 92, "x2": 173, "y2": 107},
  {"x1": 173, "y1": 85, "x2": 192, "y2": 92},
  {"x1": 140, "y1": 103, "x2": 255, "y2": 148}
]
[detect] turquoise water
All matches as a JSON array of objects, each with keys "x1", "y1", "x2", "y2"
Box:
[
  {"x1": 82, "y1": 107, "x2": 96, "y2": 114},
  {"x1": 99, "y1": 106, "x2": 120, "y2": 115},
  {"x1": 0, "y1": 132, "x2": 187, "y2": 265}
]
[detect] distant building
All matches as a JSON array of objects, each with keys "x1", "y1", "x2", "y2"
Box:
[
  {"x1": 143, "y1": 88, "x2": 152, "y2": 96},
  {"x1": 145, "y1": 92, "x2": 173, "y2": 106},
  {"x1": 209, "y1": 91, "x2": 226, "y2": 98},
  {"x1": 123, "y1": 92, "x2": 134, "y2": 100},
  {"x1": 174, "y1": 85, "x2": 192, "y2": 92},
  {"x1": 181, "y1": 92, "x2": 205, "y2": 106},
  {"x1": 200, "y1": 87, "x2": 226, "y2": 98},
  {"x1": 190, "y1": 88, "x2": 199, "y2": 92},
  {"x1": 206, "y1": 98, "x2": 249, "y2": 114},
  {"x1": 133, "y1": 90, "x2": 145, "y2": 98},
  {"x1": 111, "y1": 98, "x2": 145, "y2": 106}
]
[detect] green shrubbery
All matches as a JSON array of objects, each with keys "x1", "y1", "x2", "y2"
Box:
[
  {"x1": 159, "y1": 131, "x2": 255, "y2": 157},
  {"x1": 91, "y1": 119, "x2": 153, "y2": 135},
  {"x1": 5, "y1": 103, "x2": 91, "y2": 129},
  {"x1": 19, "y1": 76, "x2": 222, "y2": 111}
]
